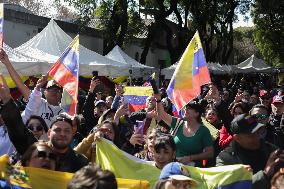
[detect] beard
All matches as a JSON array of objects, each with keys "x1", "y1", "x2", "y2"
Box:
[{"x1": 50, "y1": 137, "x2": 71, "y2": 150}]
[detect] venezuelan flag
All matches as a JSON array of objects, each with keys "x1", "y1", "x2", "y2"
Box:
[
  {"x1": 0, "y1": 155, "x2": 149, "y2": 189},
  {"x1": 48, "y1": 35, "x2": 79, "y2": 117},
  {"x1": 96, "y1": 138, "x2": 252, "y2": 189},
  {"x1": 167, "y1": 31, "x2": 211, "y2": 112},
  {"x1": 123, "y1": 86, "x2": 153, "y2": 112},
  {"x1": 0, "y1": 3, "x2": 4, "y2": 48}
]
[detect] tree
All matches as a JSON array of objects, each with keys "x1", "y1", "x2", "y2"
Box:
[
  {"x1": 6, "y1": 0, "x2": 48, "y2": 16},
  {"x1": 233, "y1": 27, "x2": 261, "y2": 63},
  {"x1": 252, "y1": 0, "x2": 284, "y2": 67}
]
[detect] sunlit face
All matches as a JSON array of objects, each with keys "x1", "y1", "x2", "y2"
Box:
[
  {"x1": 44, "y1": 87, "x2": 62, "y2": 105},
  {"x1": 48, "y1": 121, "x2": 73, "y2": 151},
  {"x1": 28, "y1": 145, "x2": 56, "y2": 170},
  {"x1": 205, "y1": 109, "x2": 218, "y2": 124},
  {"x1": 153, "y1": 144, "x2": 175, "y2": 169},
  {"x1": 106, "y1": 96, "x2": 113, "y2": 108},
  {"x1": 27, "y1": 118, "x2": 44, "y2": 139},
  {"x1": 147, "y1": 131, "x2": 157, "y2": 153},
  {"x1": 146, "y1": 96, "x2": 156, "y2": 111}
]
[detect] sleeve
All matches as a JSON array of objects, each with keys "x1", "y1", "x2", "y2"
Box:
[
  {"x1": 202, "y1": 126, "x2": 213, "y2": 147},
  {"x1": 219, "y1": 126, "x2": 233, "y2": 149},
  {"x1": 81, "y1": 92, "x2": 97, "y2": 134},
  {"x1": 1, "y1": 100, "x2": 37, "y2": 155},
  {"x1": 74, "y1": 133, "x2": 95, "y2": 160},
  {"x1": 111, "y1": 96, "x2": 121, "y2": 110},
  {"x1": 252, "y1": 171, "x2": 270, "y2": 189},
  {"x1": 21, "y1": 89, "x2": 43, "y2": 124}
]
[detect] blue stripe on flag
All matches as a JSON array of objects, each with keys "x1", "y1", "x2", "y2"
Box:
[
  {"x1": 59, "y1": 48, "x2": 79, "y2": 76},
  {"x1": 216, "y1": 180, "x2": 252, "y2": 189},
  {"x1": 124, "y1": 95, "x2": 148, "y2": 105},
  {"x1": 192, "y1": 48, "x2": 207, "y2": 76}
]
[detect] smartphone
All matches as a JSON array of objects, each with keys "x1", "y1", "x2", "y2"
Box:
[
  {"x1": 134, "y1": 120, "x2": 144, "y2": 135},
  {"x1": 92, "y1": 71, "x2": 104, "y2": 92}
]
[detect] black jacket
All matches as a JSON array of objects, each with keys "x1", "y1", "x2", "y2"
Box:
[
  {"x1": 1, "y1": 99, "x2": 89, "y2": 173},
  {"x1": 216, "y1": 140, "x2": 277, "y2": 189}
]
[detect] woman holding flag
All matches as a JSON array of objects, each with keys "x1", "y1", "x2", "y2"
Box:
[{"x1": 155, "y1": 94, "x2": 214, "y2": 167}]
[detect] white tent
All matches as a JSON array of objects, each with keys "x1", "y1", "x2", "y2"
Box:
[
  {"x1": 1, "y1": 43, "x2": 48, "y2": 76},
  {"x1": 106, "y1": 45, "x2": 155, "y2": 78},
  {"x1": 236, "y1": 54, "x2": 273, "y2": 73},
  {"x1": 161, "y1": 62, "x2": 229, "y2": 79},
  {"x1": 14, "y1": 19, "x2": 131, "y2": 77}
]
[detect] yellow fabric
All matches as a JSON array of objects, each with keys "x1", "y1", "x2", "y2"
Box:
[{"x1": 0, "y1": 155, "x2": 150, "y2": 189}]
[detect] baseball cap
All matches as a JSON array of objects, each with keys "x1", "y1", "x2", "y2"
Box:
[
  {"x1": 159, "y1": 162, "x2": 197, "y2": 186},
  {"x1": 95, "y1": 100, "x2": 106, "y2": 107},
  {"x1": 46, "y1": 80, "x2": 62, "y2": 89},
  {"x1": 231, "y1": 114, "x2": 265, "y2": 135},
  {"x1": 272, "y1": 95, "x2": 284, "y2": 104}
]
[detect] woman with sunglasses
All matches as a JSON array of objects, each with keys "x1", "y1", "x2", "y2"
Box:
[
  {"x1": 26, "y1": 115, "x2": 48, "y2": 140},
  {"x1": 20, "y1": 141, "x2": 57, "y2": 170}
]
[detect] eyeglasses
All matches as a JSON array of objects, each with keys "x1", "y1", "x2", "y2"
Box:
[
  {"x1": 252, "y1": 114, "x2": 268, "y2": 120},
  {"x1": 46, "y1": 88, "x2": 62, "y2": 94},
  {"x1": 55, "y1": 115, "x2": 73, "y2": 126},
  {"x1": 28, "y1": 124, "x2": 44, "y2": 132},
  {"x1": 34, "y1": 151, "x2": 57, "y2": 161}
]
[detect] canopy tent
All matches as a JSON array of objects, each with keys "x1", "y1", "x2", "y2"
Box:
[
  {"x1": 236, "y1": 54, "x2": 273, "y2": 73},
  {"x1": 161, "y1": 62, "x2": 229, "y2": 79},
  {"x1": 106, "y1": 45, "x2": 155, "y2": 78},
  {"x1": 1, "y1": 43, "x2": 48, "y2": 76},
  {"x1": 14, "y1": 19, "x2": 130, "y2": 77}
]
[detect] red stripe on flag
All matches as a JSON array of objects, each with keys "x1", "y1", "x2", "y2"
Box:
[
  {"x1": 129, "y1": 104, "x2": 146, "y2": 112},
  {"x1": 48, "y1": 61, "x2": 78, "y2": 98}
]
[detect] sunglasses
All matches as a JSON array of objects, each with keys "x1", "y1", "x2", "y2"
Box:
[
  {"x1": 55, "y1": 115, "x2": 73, "y2": 126},
  {"x1": 35, "y1": 151, "x2": 57, "y2": 161},
  {"x1": 252, "y1": 114, "x2": 268, "y2": 120},
  {"x1": 28, "y1": 125, "x2": 44, "y2": 132}
]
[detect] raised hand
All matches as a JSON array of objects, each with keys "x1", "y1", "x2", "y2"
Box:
[
  {"x1": 0, "y1": 49, "x2": 10, "y2": 66},
  {"x1": 115, "y1": 84, "x2": 124, "y2": 96},
  {"x1": 35, "y1": 75, "x2": 48, "y2": 91},
  {"x1": 0, "y1": 74, "x2": 12, "y2": 104},
  {"x1": 89, "y1": 78, "x2": 100, "y2": 93},
  {"x1": 264, "y1": 149, "x2": 284, "y2": 178}
]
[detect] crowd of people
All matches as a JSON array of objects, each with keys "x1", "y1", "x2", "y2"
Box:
[{"x1": 1, "y1": 47, "x2": 284, "y2": 189}]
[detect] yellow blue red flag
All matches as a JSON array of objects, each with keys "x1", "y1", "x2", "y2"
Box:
[
  {"x1": 0, "y1": 155, "x2": 150, "y2": 189},
  {"x1": 96, "y1": 138, "x2": 252, "y2": 189},
  {"x1": 167, "y1": 31, "x2": 211, "y2": 112},
  {"x1": 48, "y1": 35, "x2": 79, "y2": 117},
  {"x1": 0, "y1": 3, "x2": 4, "y2": 48},
  {"x1": 123, "y1": 86, "x2": 153, "y2": 112}
]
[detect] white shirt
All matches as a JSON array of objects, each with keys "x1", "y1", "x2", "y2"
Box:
[{"x1": 21, "y1": 89, "x2": 64, "y2": 127}]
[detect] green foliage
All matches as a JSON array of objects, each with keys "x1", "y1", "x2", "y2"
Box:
[{"x1": 252, "y1": 0, "x2": 284, "y2": 67}]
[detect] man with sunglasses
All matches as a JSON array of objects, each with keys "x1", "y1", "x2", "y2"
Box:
[
  {"x1": 216, "y1": 114, "x2": 284, "y2": 189},
  {"x1": 0, "y1": 77, "x2": 89, "y2": 172}
]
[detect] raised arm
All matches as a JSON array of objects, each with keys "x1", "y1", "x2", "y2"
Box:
[
  {"x1": 155, "y1": 93, "x2": 172, "y2": 126},
  {"x1": 0, "y1": 49, "x2": 30, "y2": 100},
  {"x1": 0, "y1": 74, "x2": 37, "y2": 155}
]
